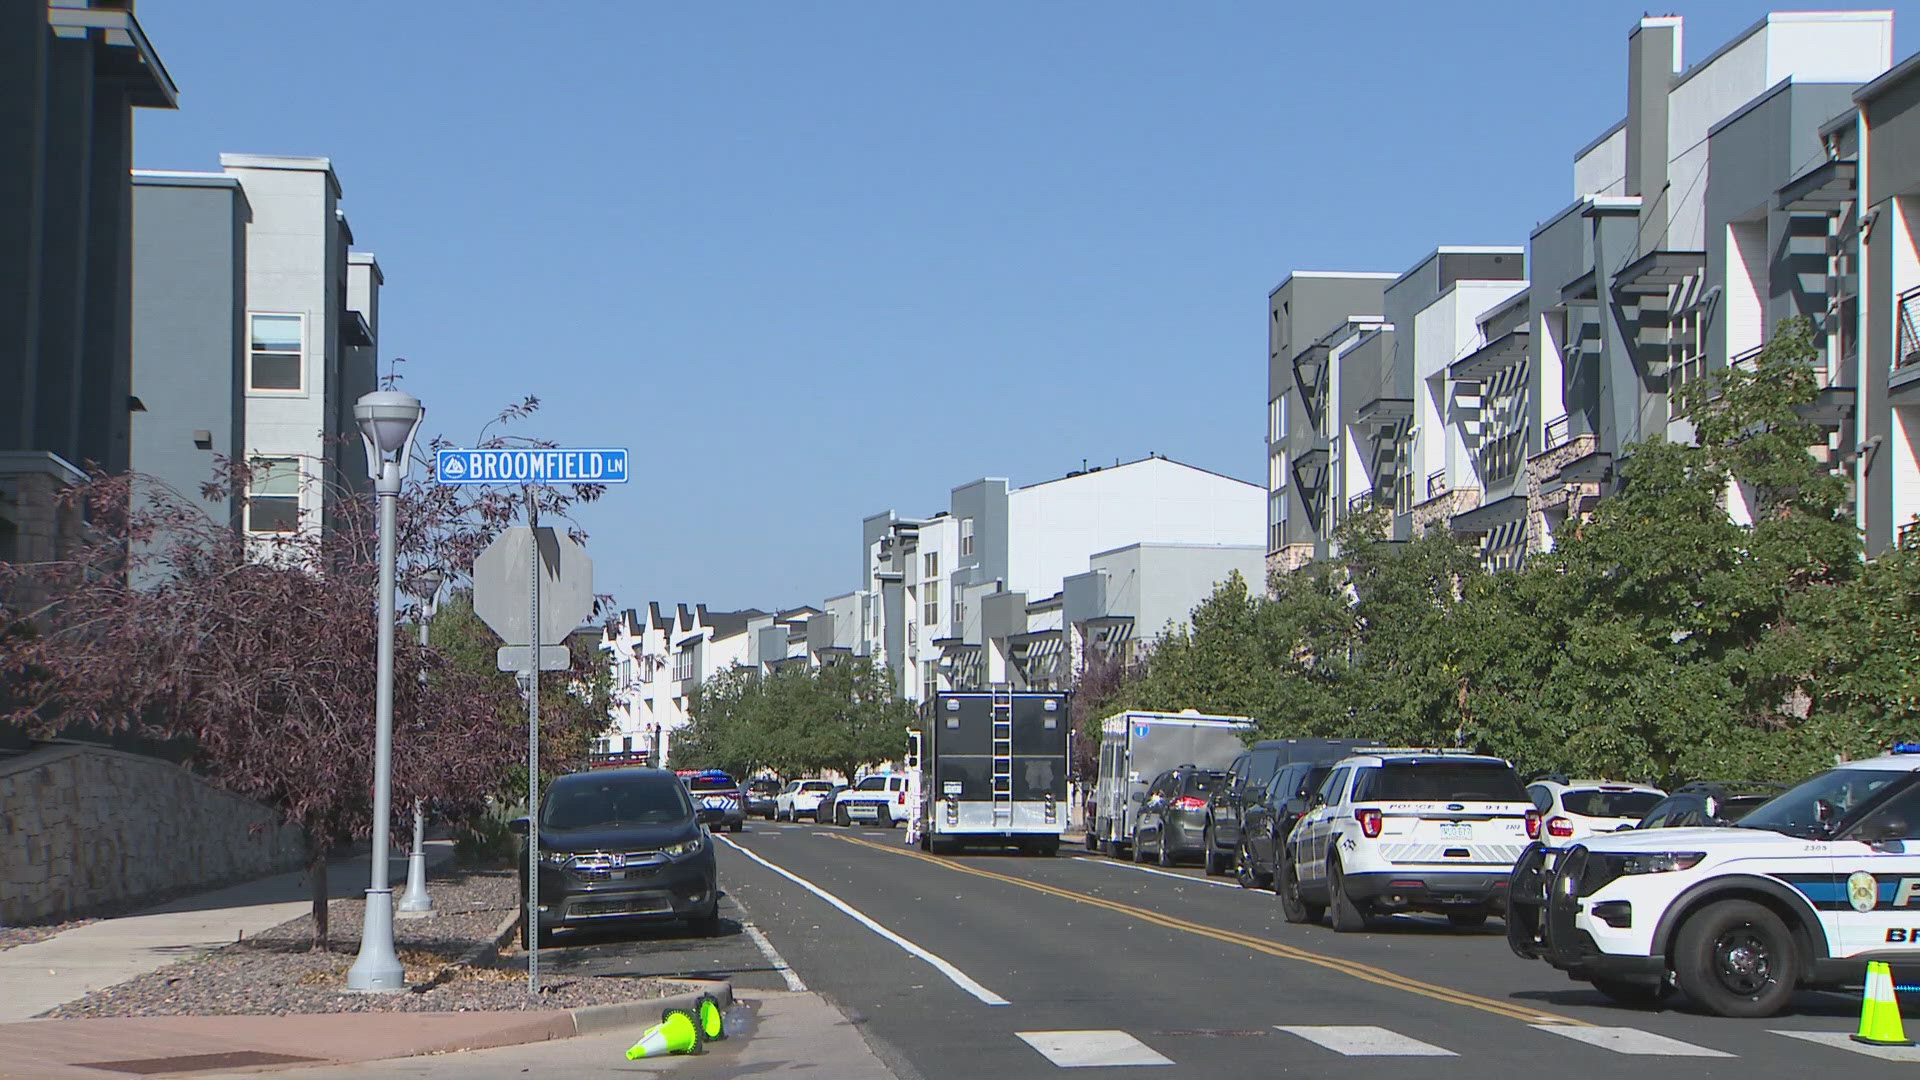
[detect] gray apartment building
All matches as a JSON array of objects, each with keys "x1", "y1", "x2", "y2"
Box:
[
  {"x1": 1, "y1": 0, "x2": 175, "y2": 566},
  {"x1": 1266, "y1": 10, "x2": 1905, "y2": 582}
]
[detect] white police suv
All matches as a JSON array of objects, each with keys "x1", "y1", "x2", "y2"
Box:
[
  {"x1": 1280, "y1": 749, "x2": 1539, "y2": 932},
  {"x1": 1509, "y1": 746, "x2": 1920, "y2": 1017}
]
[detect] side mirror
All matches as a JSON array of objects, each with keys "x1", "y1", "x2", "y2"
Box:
[
  {"x1": 1614, "y1": 823, "x2": 1635, "y2": 831},
  {"x1": 508, "y1": 816, "x2": 529, "y2": 836},
  {"x1": 1130, "y1": 792, "x2": 1147, "y2": 804},
  {"x1": 1309, "y1": 794, "x2": 1326, "y2": 809}
]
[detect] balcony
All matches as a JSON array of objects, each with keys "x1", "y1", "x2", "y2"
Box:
[
  {"x1": 1899, "y1": 286, "x2": 1920, "y2": 371},
  {"x1": 1544, "y1": 414, "x2": 1571, "y2": 451},
  {"x1": 1293, "y1": 343, "x2": 1331, "y2": 426},
  {"x1": 1348, "y1": 490, "x2": 1380, "y2": 516},
  {"x1": 1776, "y1": 158, "x2": 1857, "y2": 214},
  {"x1": 1450, "y1": 328, "x2": 1531, "y2": 382},
  {"x1": 1900, "y1": 520, "x2": 1920, "y2": 549},
  {"x1": 1426, "y1": 470, "x2": 1448, "y2": 501},
  {"x1": 1610, "y1": 250, "x2": 1705, "y2": 299}
]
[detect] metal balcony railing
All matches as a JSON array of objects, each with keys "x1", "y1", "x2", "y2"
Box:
[
  {"x1": 1900, "y1": 520, "x2": 1920, "y2": 549},
  {"x1": 1544, "y1": 414, "x2": 1570, "y2": 451},
  {"x1": 1426, "y1": 470, "x2": 1448, "y2": 501},
  {"x1": 1348, "y1": 490, "x2": 1376, "y2": 516},
  {"x1": 1899, "y1": 286, "x2": 1920, "y2": 370}
]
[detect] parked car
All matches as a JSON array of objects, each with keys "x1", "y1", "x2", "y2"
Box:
[
  {"x1": 1283, "y1": 749, "x2": 1537, "y2": 931},
  {"x1": 744, "y1": 778, "x2": 782, "y2": 820},
  {"x1": 1634, "y1": 781, "x2": 1786, "y2": 829},
  {"x1": 512, "y1": 767, "x2": 719, "y2": 947},
  {"x1": 1526, "y1": 778, "x2": 1666, "y2": 841},
  {"x1": 1131, "y1": 766, "x2": 1226, "y2": 867},
  {"x1": 1205, "y1": 739, "x2": 1367, "y2": 877},
  {"x1": 833, "y1": 773, "x2": 910, "y2": 827},
  {"x1": 1238, "y1": 760, "x2": 1334, "y2": 889},
  {"x1": 776, "y1": 779, "x2": 836, "y2": 822},
  {"x1": 679, "y1": 769, "x2": 745, "y2": 832}
]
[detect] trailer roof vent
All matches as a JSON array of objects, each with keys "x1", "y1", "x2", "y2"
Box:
[
  {"x1": 1044, "y1": 699, "x2": 1059, "y2": 711},
  {"x1": 946, "y1": 699, "x2": 960, "y2": 711}
]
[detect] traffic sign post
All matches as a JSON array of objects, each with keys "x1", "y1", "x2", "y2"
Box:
[{"x1": 452, "y1": 447, "x2": 614, "y2": 997}]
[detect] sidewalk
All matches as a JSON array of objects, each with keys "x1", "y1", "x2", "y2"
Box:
[{"x1": 0, "y1": 842, "x2": 456, "y2": 1023}]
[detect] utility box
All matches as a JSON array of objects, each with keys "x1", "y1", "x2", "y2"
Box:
[{"x1": 917, "y1": 689, "x2": 1069, "y2": 855}]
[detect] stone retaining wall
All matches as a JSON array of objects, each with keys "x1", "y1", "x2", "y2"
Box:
[{"x1": 0, "y1": 744, "x2": 304, "y2": 924}]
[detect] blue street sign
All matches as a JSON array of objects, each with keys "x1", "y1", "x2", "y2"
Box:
[{"x1": 436, "y1": 447, "x2": 629, "y2": 485}]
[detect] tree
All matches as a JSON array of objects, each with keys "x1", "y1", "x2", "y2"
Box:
[
  {"x1": 0, "y1": 399, "x2": 605, "y2": 948},
  {"x1": 677, "y1": 659, "x2": 914, "y2": 780}
]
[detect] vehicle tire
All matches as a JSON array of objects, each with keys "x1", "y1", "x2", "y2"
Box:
[
  {"x1": 1085, "y1": 827, "x2": 1100, "y2": 852},
  {"x1": 1447, "y1": 913, "x2": 1488, "y2": 928},
  {"x1": 1156, "y1": 830, "x2": 1174, "y2": 867},
  {"x1": 1131, "y1": 832, "x2": 1146, "y2": 863},
  {"x1": 520, "y1": 909, "x2": 553, "y2": 950},
  {"x1": 687, "y1": 902, "x2": 722, "y2": 938},
  {"x1": 1328, "y1": 857, "x2": 1368, "y2": 933},
  {"x1": 1037, "y1": 838, "x2": 1059, "y2": 857},
  {"x1": 1237, "y1": 833, "x2": 1271, "y2": 890},
  {"x1": 1279, "y1": 848, "x2": 1324, "y2": 925},
  {"x1": 1672, "y1": 898, "x2": 1799, "y2": 1018},
  {"x1": 836, "y1": 805, "x2": 851, "y2": 827},
  {"x1": 1202, "y1": 826, "x2": 1224, "y2": 877},
  {"x1": 875, "y1": 806, "x2": 892, "y2": 828},
  {"x1": 1590, "y1": 978, "x2": 1673, "y2": 1009},
  {"x1": 729, "y1": 821, "x2": 743, "y2": 833}
]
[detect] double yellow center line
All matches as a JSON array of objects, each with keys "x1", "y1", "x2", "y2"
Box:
[{"x1": 833, "y1": 834, "x2": 1584, "y2": 1027}]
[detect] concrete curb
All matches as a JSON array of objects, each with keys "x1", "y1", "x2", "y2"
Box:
[{"x1": 568, "y1": 979, "x2": 733, "y2": 1036}]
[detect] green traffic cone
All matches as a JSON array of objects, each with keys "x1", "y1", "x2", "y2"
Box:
[
  {"x1": 625, "y1": 1010, "x2": 699, "y2": 1059},
  {"x1": 696, "y1": 994, "x2": 725, "y2": 1041},
  {"x1": 1855, "y1": 961, "x2": 1914, "y2": 1047}
]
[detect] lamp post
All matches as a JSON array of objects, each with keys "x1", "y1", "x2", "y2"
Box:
[
  {"x1": 397, "y1": 566, "x2": 444, "y2": 916},
  {"x1": 346, "y1": 389, "x2": 424, "y2": 992}
]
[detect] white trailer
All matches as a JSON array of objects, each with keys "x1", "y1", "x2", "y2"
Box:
[{"x1": 1088, "y1": 711, "x2": 1254, "y2": 855}]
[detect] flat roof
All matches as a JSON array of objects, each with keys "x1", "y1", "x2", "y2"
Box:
[
  {"x1": 219, "y1": 153, "x2": 344, "y2": 199},
  {"x1": 1268, "y1": 269, "x2": 1400, "y2": 297},
  {"x1": 1856, "y1": 42, "x2": 1920, "y2": 104}
]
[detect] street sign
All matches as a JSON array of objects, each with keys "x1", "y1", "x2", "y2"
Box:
[
  {"x1": 496, "y1": 645, "x2": 571, "y2": 673},
  {"x1": 472, "y1": 527, "x2": 595, "y2": 646},
  {"x1": 436, "y1": 447, "x2": 628, "y2": 485}
]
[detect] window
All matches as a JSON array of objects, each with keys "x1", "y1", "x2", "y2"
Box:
[
  {"x1": 922, "y1": 668, "x2": 937, "y2": 701},
  {"x1": 1318, "y1": 767, "x2": 1351, "y2": 806},
  {"x1": 246, "y1": 457, "x2": 301, "y2": 533},
  {"x1": 923, "y1": 580, "x2": 940, "y2": 626},
  {"x1": 953, "y1": 598, "x2": 965, "y2": 627},
  {"x1": 248, "y1": 313, "x2": 304, "y2": 392},
  {"x1": 673, "y1": 648, "x2": 694, "y2": 681},
  {"x1": 1269, "y1": 395, "x2": 1289, "y2": 442},
  {"x1": 924, "y1": 552, "x2": 939, "y2": 578},
  {"x1": 1349, "y1": 762, "x2": 1528, "y2": 802},
  {"x1": 959, "y1": 517, "x2": 974, "y2": 557}
]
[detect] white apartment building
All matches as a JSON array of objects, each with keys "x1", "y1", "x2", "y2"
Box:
[{"x1": 599, "y1": 602, "x2": 767, "y2": 766}]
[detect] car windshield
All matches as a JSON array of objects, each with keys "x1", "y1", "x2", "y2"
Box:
[
  {"x1": 1354, "y1": 763, "x2": 1527, "y2": 802},
  {"x1": 802, "y1": 781, "x2": 833, "y2": 792},
  {"x1": 1180, "y1": 772, "x2": 1224, "y2": 796},
  {"x1": 687, "y1": 775, "x2": 736, "y2": 792},
  {"x1": 1735, "y1": 768, "x2": 1907, "y2": 838},
  {"x1": 749, "y1": 780, "x2": 780, "y2": 794},
  {"x1": 857, "y1": 776, "x2": 888, "y2": 790},
  {"x1": 1562, "y1": 790, "x2": 1663, "y2": 818},
  {"x1": 543, "y1": 776, "x2": 692, "y2": 830}
]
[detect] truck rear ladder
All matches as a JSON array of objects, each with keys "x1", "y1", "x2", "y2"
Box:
[{"x1": 991, "y1": 687, "x2": 1014, "y2": 824}]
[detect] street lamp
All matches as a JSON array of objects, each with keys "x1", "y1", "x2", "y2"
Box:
[
  {"x1": 346, "y1": 389, "x2": 424, "y2": 992},
  {"x1": 398, "y1": 565, "x2": 445, "y2": 916}
]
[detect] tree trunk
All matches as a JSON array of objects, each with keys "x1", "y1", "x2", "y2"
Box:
[{"x1": 307, "y1": 836, "x2": 329, "y2": 952}]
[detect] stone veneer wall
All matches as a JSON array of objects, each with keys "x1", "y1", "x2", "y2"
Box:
[{"x1": 0, "y1": 744, "x2": 304, "y2": 924}]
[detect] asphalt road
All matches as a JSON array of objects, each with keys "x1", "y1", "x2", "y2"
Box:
[{"x1": 684, "y1": 820, "x2": 1920, "y2": 1079}]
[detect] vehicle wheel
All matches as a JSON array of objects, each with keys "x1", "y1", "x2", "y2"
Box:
[
  {"x1": 1447, "y1": 913, "x2": 1488, "y2": 928},
  {"x1": 1672, "y1": 899, "x2": 1799, "y2": 1018},
  {"x1": 1086, "y1": 828, "x2": 1100, "y2": 852},
  {"x1": 1201, "y1": 826, "x2": 1220, "y2": 876},
  {"x1": 918, "y1": 830, "x2": 932, "y2": 851},
  {"x1": 1156, "y1": 830, "x2": 1174, "y2": 867},
  {"x1": 1279, "y1": 848, "x2": 1323, "y2": 925},
  {"x1": 1037, "y1": 838, "x2": 1059, "y2": 857},
  {"x1": 876, "y1": 807, "x2": 893, "y2": 828},
  {"x1": 1328, "y1": 858, "x2": 1367, "y2": 933},
  {"x1": 519, "y1": 909, "x2": 553, "y2": 950},
  {"x1": 1591, "y1": 978, "x2": 1673, "y2": 1009},
  {"x1": 1237, "y1": 833, "x2": 1271, "y2": 889},
  {"x1": 1131, "y1": 832, "x2": 1146, "y2": 863},
  {"x1": 729, "y1": 821, "x2": 743, "y2": 833},
  {"x1": 836, "y1": 805, "x2": 851, "y2": 827},
  {"x1": 687, "y1": 902, "x2": 722, "y2": 938}
]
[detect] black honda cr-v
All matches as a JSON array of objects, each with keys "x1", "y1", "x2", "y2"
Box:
[{"x1": 513, "y1": 767, "x2": 719, "y2": 947}]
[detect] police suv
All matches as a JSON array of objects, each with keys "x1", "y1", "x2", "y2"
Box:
[
  {"x1": 1280, "y1": 749, "x2": 1539, "y2": 931},
  {"x1": 1509, "y1": 747, "x2": 1920, "y2": 1017}
]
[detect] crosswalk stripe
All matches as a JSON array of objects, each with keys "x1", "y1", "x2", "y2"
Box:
[
  {"x1": 1773, "y1": 1029, "x2": 1920, "y2": 1062},
  {"x1": 1531, "y1": 1025, "x2": 1732, "y2": 1057},
  {"x1": 1275, "y1": 1025, "x2": 1455, "y2": 1056},
  {"x1": 1017, "y1": 1031, "x2": 1172, "y2": 1067}
]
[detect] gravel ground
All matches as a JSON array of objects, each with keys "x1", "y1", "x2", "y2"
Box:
[
  {"x1": 44, "y1": 869, "x2": 687, "y2": 1017},
  {"x1": 0, "y1": 918, "x2": 96, "y2": 952}
]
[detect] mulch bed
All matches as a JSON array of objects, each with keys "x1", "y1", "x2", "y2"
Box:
[{"x1": 43, "y1": 869, "x2": 686, "y2": 1017}]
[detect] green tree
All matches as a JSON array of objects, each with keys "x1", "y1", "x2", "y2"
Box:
[{"x1": 677, "y1": 658, "x2": 913, "y2": 779}]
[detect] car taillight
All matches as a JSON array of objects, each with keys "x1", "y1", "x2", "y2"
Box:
[
  {"x1": 897, "y1": 790, "x2": 906, "y2": 804},
  {"x1": 1172, "y1": 796, "x2": 1207, "y2": 811},
  {"x1": 1547, "y1": 816, "x2": 1574, "y2": 839},
  {"x1": 1525, "y1": 810, "x2": 1542, "y2": 840},
  {"x1": 1355, "y1": 808, "x2": 1383, "y2": 838}
]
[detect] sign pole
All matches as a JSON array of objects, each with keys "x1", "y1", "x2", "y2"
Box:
[{"x1": 526, "y1": 492, "x2": 542, "y2": 996}]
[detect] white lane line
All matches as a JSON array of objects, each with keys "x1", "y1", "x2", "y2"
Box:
[
  {"x1": 1532, "y1": 1025, "x2": 1731, "y2": 1057},
  {"x1": 714, "y1": 833, "x2": 1009, "y2": 1006},
  {"x1": 1017, "y1": 1031, "x2": 1173, "y2": 1067},
  {"x1": 1275, "y1": 1026, "x2": 1456, "y2": 1057},
  {"x1": 1071, "y1": 856, "x2": 1240, "y2": 889},
  {"x1": 743, "y1": 919, "x2": 807, "y2": 992},
  {"x1": 1773, "y1": 1030, "x2": 1920, "y2": 1061}
]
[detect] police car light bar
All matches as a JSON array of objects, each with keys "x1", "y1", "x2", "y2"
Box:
[{"x1": 1894, "y1": 743, "x2": 1920, "y2": 755}]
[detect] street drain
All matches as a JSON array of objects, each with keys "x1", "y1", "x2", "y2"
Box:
[{"x1": 75, "y1": 1051, "x2": 321, "y2": 1074}]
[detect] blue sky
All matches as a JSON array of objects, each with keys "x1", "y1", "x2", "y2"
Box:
[{"x1": 133, "y1": 2, "x2": 1920, "y2": 612}]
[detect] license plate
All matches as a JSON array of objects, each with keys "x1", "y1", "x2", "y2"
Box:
[{"x1": 1438, "y1": 823, "x2": 1472, "y2": 839}]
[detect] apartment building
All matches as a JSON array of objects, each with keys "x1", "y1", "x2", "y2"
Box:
[
  {"x1": 1267, "y1": 10, "x2": 1901, "y2": 578},
  {"x1": 861, "y1": 456, "x2": 1264, "y2": 700},
  {"x1": 599, "y1": 602, "x2": 771, "y2": 765},
  {"x1": 1, "y1": 0, "x2": 175, "y2": 568}
]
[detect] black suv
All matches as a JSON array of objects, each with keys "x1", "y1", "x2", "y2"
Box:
[
  {"x1": 1236, "y1": 760, "x2": 1333, "y2": 889},
  {"x1": 1634, "y1": 781, "x2": 1786, "y2": 829},
  {"x1": 513, "y1": 768, "x2": 720, "y2": 947},
  {"x1": 1205, "y1": 738, "x2": 1365, "y2": 877}
]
